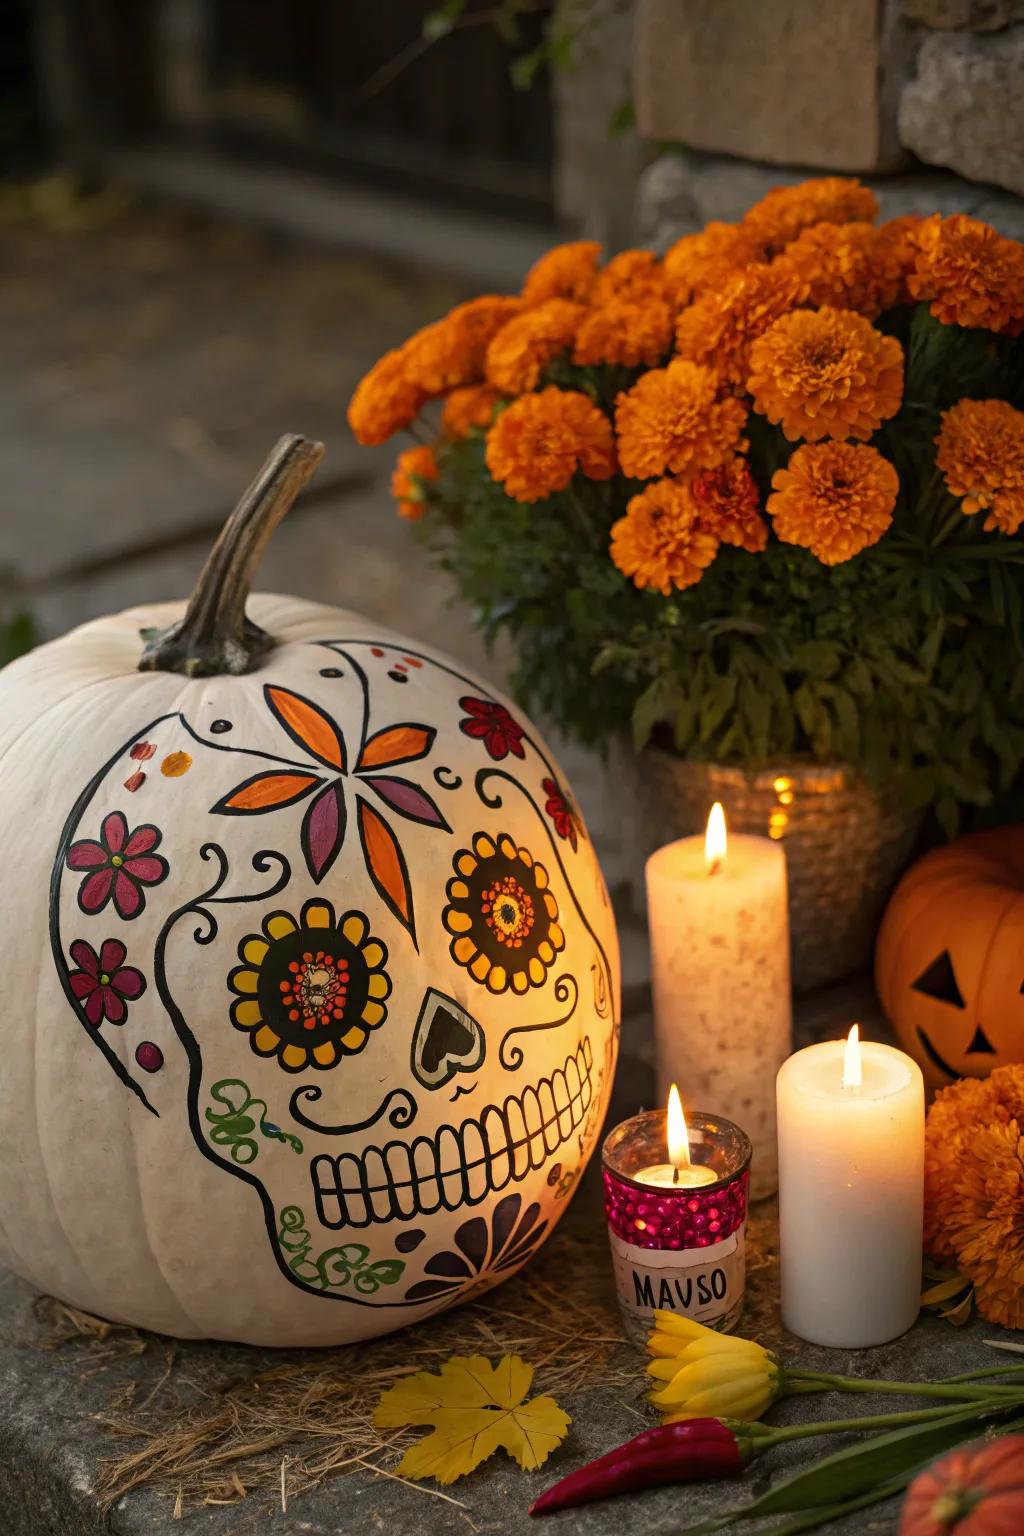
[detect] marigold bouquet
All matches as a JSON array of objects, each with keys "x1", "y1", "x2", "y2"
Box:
[{"x1": 349, "y1": 178, "x2": 1024, "y2": 826}]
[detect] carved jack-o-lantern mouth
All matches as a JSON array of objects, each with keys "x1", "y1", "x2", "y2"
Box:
[{"x1": 310, "y1": 1038, "x2": 593, "y2": 1229}]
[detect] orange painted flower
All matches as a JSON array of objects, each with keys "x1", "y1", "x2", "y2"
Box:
[
  {"x1": 747, "y1": 307, "x2": 904, "y2": 443},
  {"x1": 484, "y1": 299, "x2": 584, "y2": 394},
  {"x1": 924, "y1": 1063, "x2": 1024, "y2": 1330},
  {"x1": 909, "y1": 214, "x2": 1024, "y2": 333},
  {"x1": 663, "y1": 222, "x2": 766, "y2": 304},
  {"x1": 485, "y1": 387, "x2": 615, "y2": 503},
  {"x1": 591, "y1": 249, "x2": 673, "y2": 306},
  {"x1": 611, "y1": 478, "x2": 720, "y2": 594},
  {"x1": 573, "y1": 296, "x2": 674, "y2": 368},
  {"x1": 522, "y1": 240, "x2": 601, "y2": 304},
  {"x1": 403, "y1": 296, "x2": 523, "y2": 394},
  {"x1": 936, "y1": 398, "x2": 1024, "y2": 535},
  {"x1": 675, "y1": 263, "x2": 803, "y2": 389},
  {"x1": 767, "y1": 441, "x2": 898, "y2": 564},
  {"x1": 778, "y1": 222, "x2": 904, "y2": 318},
  {"x1": 348, "y1": 348, "x2": 427, "y2": 446},
  {"x1": 690, "y1": 459, "x2": 768, "y2": 552},
  {"x1": 391, "y1": 445, "x2": 439, "y2": 522},
  {"x1": 441, "y1": 384, "x2": 502, "y2": 439},
  {"x1": 741, "y1": 176, "x2": 879, "y2": 255},
  {"x1": 615, "y1": 359, "x2": 748, "y2": 479}
]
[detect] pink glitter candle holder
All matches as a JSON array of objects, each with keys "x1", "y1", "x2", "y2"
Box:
[{"x1": 602, "y1": 1109, "x2": 751, "y2": 1344}]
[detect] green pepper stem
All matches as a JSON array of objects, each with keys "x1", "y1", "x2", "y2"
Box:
[
  {"x1": 746, "y1": 1397, "x2": 1024, "y2": 1451},
  {"x1": 787, "y1": 1371, "x2": 1024, "y2": 1403}
]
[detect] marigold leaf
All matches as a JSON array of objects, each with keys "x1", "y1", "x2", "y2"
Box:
[{"x1": 373, "y1": 1353, "x2": 570, "y2": 1485}]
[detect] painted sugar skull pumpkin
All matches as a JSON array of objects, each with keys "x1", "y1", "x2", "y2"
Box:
[
  {"x1": 0, "y1": 437, "x2": 619, "y2": 1345},
  {"x1": 875, "y1": 826, "x2": 1024, "y2": 1093}
]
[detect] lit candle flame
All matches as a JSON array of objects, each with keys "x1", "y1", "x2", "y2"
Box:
[
  {"x1": 843, "y1": 1024, "x2": 863, "y2": 1089},
  {"x1": 705, "y1": 802, "x2": 727, "y2": 876},
  {"x1": 667, "y1": 1083, "x2": 692, "y2": 1172}
]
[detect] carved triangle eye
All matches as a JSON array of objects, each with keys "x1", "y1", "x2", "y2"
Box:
[{"x1": 911, "y1": 950, "x2": 965, "y2": 1009}]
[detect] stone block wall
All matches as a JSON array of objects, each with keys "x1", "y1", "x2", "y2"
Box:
[{"x1": 633, "y1": 0, "x2": 1024, "y2": 244}]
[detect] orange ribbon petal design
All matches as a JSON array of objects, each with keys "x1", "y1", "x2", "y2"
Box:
[
  {"x1": 357, "y1": 796, "x2": 415, "y2": 941},
  {"x1": 265, "y1": 686, "x2": 347, "y2": 771},
  {"x1": 357, "y1": 724, "x2": 435, "y2": 772},
  {"x1": 213, "y1": 771, "x2": 323, "y2": 814}
]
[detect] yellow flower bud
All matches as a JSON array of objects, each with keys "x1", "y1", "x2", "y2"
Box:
[{"x1": 645, "y1": 1313, "x2": 782, "y2": 1424}]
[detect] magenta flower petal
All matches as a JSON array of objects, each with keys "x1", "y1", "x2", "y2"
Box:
[
  {"x1": 102, "y1": 989, "x2": 127, "y2": 1025},
  {"x1": 84, "y1": 988, "x2": 106, "y2": 1026},
  {"x1": 78, "y1": 869, "x2": 114, "y2": 913},
  {"x1": 122, "y1": 824, "x2": 160, "y2": 859},
  {"x1": 67, "y1": 840, "x2": 108, "y2": 871},
  {"x1": 99, "y1": 938, "x2": 127, "y2": 974},
  {"x1": 101, "y1": 810, "x2": 128, "y2": 854},
  {"x1": 124, "y1": 854, "x2": 167, "y2": 885},
  {"x1": 69, "y1": 971, "x2": 98, "y2": 1000},
  {"x1": 69, "y1": 939, "x2": 99, "y2": 975},
  {"x1": 110, "y1": 966, "x2": 145, "y2": 1000},
  {"x1": 113, "y1": 870, "x2": 143, "y2": 919}
]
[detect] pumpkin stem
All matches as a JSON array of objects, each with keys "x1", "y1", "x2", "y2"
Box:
[{"x1": 138, "y1": 434, "x2": 325, "y2": 677}]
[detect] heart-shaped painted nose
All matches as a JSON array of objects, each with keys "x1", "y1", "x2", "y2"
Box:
[{"x1": 412, "y1": 988, "x2": 485, "y2": 1089}]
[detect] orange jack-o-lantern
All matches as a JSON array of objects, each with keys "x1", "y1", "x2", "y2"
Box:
[{"x1": 875, "y1": 826, "x2": 1024, "y2": 1092}]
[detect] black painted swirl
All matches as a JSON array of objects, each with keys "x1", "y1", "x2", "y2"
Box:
[
  {"x1": 288, "y1": 1084, "x2": 417, "y2": 1135},
  {"x1": 498, "y1": 973, "x2": 580, "y2": 1070}
]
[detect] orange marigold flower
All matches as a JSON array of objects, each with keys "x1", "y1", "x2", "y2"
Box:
[
  {"x1": 779, "y1": 222, "x2": 903, "y2": 317},
  {"x1": 877, "y1": 213, "x2": 926, "y2": 303},
  {"x1": 924, "y1": 1064, "x2": 1024, "y2": 1329},
  {"x1": 615, "y1": 359, "x2": 748, "y2": 479},
  {"x1": 403, "y1": 296, "x2": 523, "y2": 394},
  {"x1": 691, "y1": 458, "x2": 769, "y2": 552},
  {"x1": 747, "y1": 307, "x2": 904, "y2": 443},
  {"x1": 348, "y1": 347, "x2": 426, "y2": 446},
  {"x1": 663, "y1": 222, "x2": 766, "y2": 304},
  {"x1": 440, "y1": 384, "x2": 502, "y2": 439},
  {"x1": 675, "y1": 263, "x2": 803, "y2": 389},
  {"x1": 610, "y1": 478, "x2": 720, "y2": 594},
  {"x1": 741, "y1": 176, "x2": 879, "y2": 255},
  {"x1": 767, "y1": 441, "x2": 898, "y2": 564},
  {"x1": 484, "y1": 299, "x2": 584, "y2": 394},
  {"x1": 391, "y1": 445, "x2": 439, "y2": 522},
  {"x1": 485, "y1": 387, "x2": 615, "y2": 503},
  {"x1": 909, "y1": 214, "x2": 1024, "y2": 334},
  {"x1": 936, "y1": 398, "x2": 1024, "y2": 535},
  {"x1": 522, "y1": 240, "x2": 601, "y2": 304},
  {"x1": 591, "y1": 249, "x2": 673, "y2": 306},
  {"x1": 573, "y1": 296, "x2": 674, "y2": 368}
]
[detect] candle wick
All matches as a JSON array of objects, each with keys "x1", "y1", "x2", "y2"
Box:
[
  {"x1": 707, "y1": 857, "x2": 723, "y2": 877},
  {"x1": 673, "y1": 1165, "x2": 680, "y2": 1186}
]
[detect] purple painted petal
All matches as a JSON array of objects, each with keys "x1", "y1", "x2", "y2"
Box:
[
  {"x1": 301, "y1": 782, "x2": 346, "y2": 884},
  {"x1": 363, "y1": 775, "x2": 449, "y2": 829},
  {"x1": 69, "y1": 940, "x2": 99, "y2": 975},
  {"x1": 112, "y1": 870, "x2": 142, "y2": 919},
  {"x1": 78, "y1": 869, "x2": 114, "y2": 913},
  {"x1": 67, "y1": 840, "x2": 108, "y2": 871}
]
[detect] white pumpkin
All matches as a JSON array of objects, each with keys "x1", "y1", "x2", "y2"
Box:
[{"x1": 0, "y1": 438, "x2": 619, "y2": 1345}]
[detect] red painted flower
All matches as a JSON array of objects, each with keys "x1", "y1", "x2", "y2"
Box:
[
  {"x1": 68, "y1": 938, "x2": 146, "y2": 1025},
  {"x1": 542, "y1": 777, "x2": 583, "y2": 852},
  {"x1": 458, "y1": 696, "x2": 526, "y2": 761},
  {"x1": 66, "y1": 811, "x2": 168, "y2": 920}
]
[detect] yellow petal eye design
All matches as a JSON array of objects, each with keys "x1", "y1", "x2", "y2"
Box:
[
  {"x1": 442, "y1": 831, "x2": 565, "y2": 993},
  {"x1": 228, "y1": 899, "x2": 391, "y2": 1072}
]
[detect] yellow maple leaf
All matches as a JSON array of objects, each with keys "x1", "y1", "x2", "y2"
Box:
[{"x1": 373, "y1": 1353, "x2": 571, "y2": 1485}]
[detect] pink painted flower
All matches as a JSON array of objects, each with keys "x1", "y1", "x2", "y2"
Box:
[
  {"x1": 542, "y1": 777, "x2": 583, "y2": 852},
  {"x1": 68, "y1": 938, "x2": 146, "y2": 1025},
  {"x1": 66, "y1": 811, "x2": 168, "y2": 919},
  {"x1": 458, "y1": 696, "x2": 526, "y2": 761}
]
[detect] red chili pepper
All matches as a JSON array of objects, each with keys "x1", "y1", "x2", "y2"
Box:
[{"x1": 529, "y1": 1418, "x2": 748, "y2": 1517}]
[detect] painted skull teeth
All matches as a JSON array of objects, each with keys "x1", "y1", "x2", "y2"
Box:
[{"x1": 311, "y1": 1039, "x2": 593, "y2": 1229}]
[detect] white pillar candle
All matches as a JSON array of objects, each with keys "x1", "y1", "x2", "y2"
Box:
[
  {"x1": 777, "y1": 1028, "x2": 924, "y2": 1348},
  {"x1": 646, "y1": 806, "x2": 791, "y2": 1201}
]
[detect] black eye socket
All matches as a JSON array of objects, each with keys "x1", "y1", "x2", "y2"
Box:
[{"x1": 911, "y1": 950, "x2": 965, "y2": 1009}]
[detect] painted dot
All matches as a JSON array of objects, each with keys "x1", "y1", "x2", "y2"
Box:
[
  {"x1": 403, "y1": 657, "x2": 423, "y2": 668},
  {"x1": 135, "y1": 1042, "x2": 163, "y2": 1073},
  {"x1": 211, "y1": 719, "x2": 232, "y2": 734},
  {"x1": 319, "y1": 667, "x2": 344, "y2": 678},
  {"x1": 161, "y1": 750, "x2": 192, "y2": 777},
  {"x1": 395, "y1": 1228, "x2": 426, "y2": 1253},
  {"x1": 388, "y1": 670, "x2": 408, "y2": 683},
  {"x1": 370, "y1": 647, "x2": 385, "y2": 658}
]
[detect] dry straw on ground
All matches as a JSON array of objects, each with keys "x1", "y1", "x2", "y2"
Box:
[{"x1": 38, "y1": 1231, "x2": 634, "y2": 1516}]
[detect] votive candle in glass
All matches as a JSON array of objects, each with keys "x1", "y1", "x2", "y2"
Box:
[{"x1": 602, "y1": 1100, "x2": 751, "y2": 1344}]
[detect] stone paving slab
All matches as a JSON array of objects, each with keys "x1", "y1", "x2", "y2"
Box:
[{"x1": 0, "y1": 988, "x2": 1011, "y2": 1536}]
